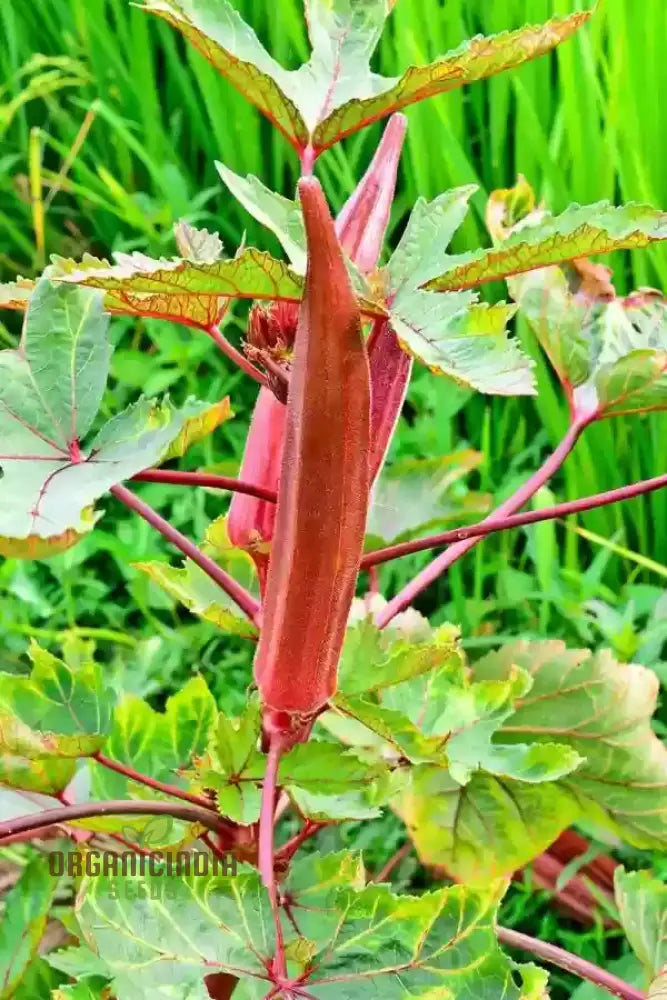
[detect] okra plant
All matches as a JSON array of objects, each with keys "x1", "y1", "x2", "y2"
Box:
[{"x1": 1, "y1": 2, "x2": 667, "y2": 999}]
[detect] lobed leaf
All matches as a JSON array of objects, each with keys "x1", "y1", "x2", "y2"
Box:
[
  {"x1": 142, "y1": 0, "x2": 590, "y2": 160},
  {"x1": 55, "y1": 248, "x2": 303, "y2": 313},
  {"x1": 478, "y1": 179, "x2": 667, "y2": 418},
  {"x1": 195, "y1": 700, "x2": 264, "y2": 823},
  {"x1": 383, "y1": 187, "x2": 535, "y2": 394},
  {"x1": 0, "y1": 858, "x2": 57, "y2": 1000},
  {"x1": 428, "y1": 200, "x2": 667, "y2": 293},
  {"x1": 0, "y1": 638, "x2": 115, "y2": 762},
  {"x1": 0, "y1": 279, "x2": 224, "y2": 551},
  {"x1": 88, "y1": 676, "x2": 217, "y2": 828},
  {"x1": 75, "y1": 853, "x2": 545, "y2": 999}
]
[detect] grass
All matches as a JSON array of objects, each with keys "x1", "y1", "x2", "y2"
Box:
[{"x1": 0, "y1": 2, "x2": 666, "y2": 996}]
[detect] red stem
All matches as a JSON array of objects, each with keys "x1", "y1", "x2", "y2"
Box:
[
  {"x1": 259, "y1": 734, "x2": 288, "y2": 982},
  {"x1": 93, "y1": 751, "x2": 216, "y2": 811},
  {"x1": 497, "y1": 926, "x2": 646, "y2": 1000},
  {"x1": 376, "y1": 419, "x2": 588, "y2": 627},
  {"x1": 362, "y1": 470, "x2": 667, "y2": 569},
  {"x1": 132, "y1": 469, "x2": 278, "y2": 503},
  {"x1": 0, "y1": 800, "x2": 233, "y2": 843},
  {"x1": 275, "y1": 821, "x2": 327, "y2": 865},
  {"x1": 110, "y1": 484, "x2": 260, "y2": 625},
  {"x1": 206, "y1": 323, "x2": 268, "y2": 387}
]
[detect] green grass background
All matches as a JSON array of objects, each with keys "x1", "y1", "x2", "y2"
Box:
[{"x1": 1, "y1": 1, "x2": 666, "y2": 994}]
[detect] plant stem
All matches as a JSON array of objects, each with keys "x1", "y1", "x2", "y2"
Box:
[
  {"x1": 497, "y1": 926, "x2": 646, "y2": 1000},
  {"x1": 275, "y1": 821, "x2": 327, "y2": 864},
  {"x1": 362, "y1": 471, "x2": 667, "y2": 570},
  {"x1": 133, "y1": 469, "x2": 278, "y2": 503},
  {"x1": 206, "y1": 323, "x2": 268, "y2": 387},
  {"x1": 93, "y1": 751, "x2": 216, "y2": 810},
  {"x1": 259, "y1": 734, "x2": 288, "y2": 982},
  {"x1": 376, "y1": 419, "x2": 587, "y2": 628},
  {"x1": 0, "y1": 800, "x2": 233, "y2": 844},
  {"x1": 111, "y1": 484, "x2": 260, "y2": 625},
  {"x1": 371, "y1": 841, "x2": 413, "y2": 883}
]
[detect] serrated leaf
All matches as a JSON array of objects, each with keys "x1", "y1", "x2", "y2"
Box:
[
  {"x1": 0, "y1": 857, "x2": 57, "y2": 1000},
  {"x1": 0, "y1": 280, "x2": 221, "y2": 550},
  {"x1": 615, "y1": 868, "x2": 667, "y2": 981},
  {"x1": 279, "y1": 741, "x2": 389, "y2": 797},
  {"x1": 474, "y1": 640, "x2": 667, "y2": 848},
  {"x1": 339, "y1": 616, "x2": 460, "y2": 695},
  {"x1": 139, "y1": 0, "x2": 310, "y2": 150},
  {"x1": 159, "y1": 397, "x2": 233, "y2": 462},
  {"x1": 173, "y1": 221, "x2": 224, "y2": 263},
  {"x1": 76, "y1": 853, "x2": 543, "y2": 999},
  {"x1": 0, "y1": 754, "x2": 76, "y2": 795},
  {"x1": 55, "y1": 248, "x2": 303, "y2": 312},
  {"x1": 88, "y1": 677, "x2": 217, "y2": 821},
  {"x1": 0, "y1": 638, "x2": 115, "y2": 760},
  {"x1": 398, "y1": 766, "x2": 581, "y2": 885},
  {"x1": 135, "y1": 560, "x2": 258, "y2": 638},
  {"x1": 428, "y1": 199, "x2": 667, "y2": 293},
  {"x1": 478, "y1": 180, "x2": 667, "y2": 418},
  {"x1": 194, "y1": 700, "x2": 264, "y2": 824},
  {"x1": 399, "y1": 639, "x2": 667, "y2": 883},
  {"x1": 216, "y1": 162, "x2": 306, "y2": 270},
  {"x1": 367, "y1": 452, "x2": 489, "y2": 544},
  {"x1": 312, "y1": 10, "x2": 592, "y2": 153},
  {"x1": 382, "y1": 188, "x2": 535, "y2": 394},
  {"x1": 144, "y1": 0, "x2": 589, "y2": 162},
  {"x1": 47, "y1": 945, "x2": 114, "y2": 984}
]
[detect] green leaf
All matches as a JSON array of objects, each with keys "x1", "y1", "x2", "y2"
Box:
[
  {"x1": 398, "y1": 766, "x2": 581, "y2": 885},
  {"x1": 615, "y1": 868, "x2": 667, "y2": 981},
  {"x1": 159, "y1": 397, "x2": 233, "y2": 462},
  {"x1": 76, "y1": 853, "x2": 545, "y2": 999},
  {"x1": 311, "y1": 10, "x2": 592, "y2": 154},
  {"x1": 135, "y1": 560, "x2": 258, "y2": 640},
  {"x1": 215, "y1": 162, "x2": 306, "y2": 270},
  {"x1": 173, "y1": 221, "x2": 224, "y2": 263},
  {"x1": 0, "y1": 857, "x2": 57, "y2": 1000},
  {"x1": 339, "y1": 615, "x2": 460, "y2": 695},
  {"x1": 55, "y1": 248, "x2": 303, "y2": 313},
  {"x1": 88, "y1": 677, "x2": 217, "y2": 823},
  {"x1": 0, "y1": 638, "x2": 115, "y2": 761},
  {"x1": 12, "y1": 957, "x2": 64, "y2": 1000},
  {"x1": 0, "y1": 279, "x2": 221, "y2": 552},
  {"x1": 139, "y1": 0, "x2": 310, "y2": 150},
  {"x1": 366, "y1": 452, "x2": 489, "y2": 544},
  {"x1": 383, "y1": 188, "x2": 535, "y2": 394},
  {"x1": 477, "y1": 180, "x2": 667, "y2": 418},
  {"x1": 428, "y1": 199, "x2": 667, "y2": 293},
  {"x1": 0, "y1": 755, "x2": 75, "y2": 795},
  {"x1": 143, "y1": 0, "x2": 590, "y2": 160},
  {"x1": 474, "y1": 640, "x2": 667, "y2": 848},
  {"x1": 194, "y1": 700, "x2": 264, "y2": 824}
]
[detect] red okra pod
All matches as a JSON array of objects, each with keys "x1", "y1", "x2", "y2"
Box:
[{"x1": 254, "y1": 178, "x2": 371, "y2": 731}]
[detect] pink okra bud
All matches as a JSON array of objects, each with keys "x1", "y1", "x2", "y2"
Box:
[
  {"x1": 254, "y1": 178, "x2": 371, "y2": 732},
  {"x1": 229, "y1": 114, "x2": 409, "y2": 580},
  {"x1": 336, "y1": 113, "x2": 407, "y2": 273}
]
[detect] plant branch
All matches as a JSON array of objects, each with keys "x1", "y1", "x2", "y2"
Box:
[
  {"x1": 0, "y1": 800, "x2": 233, "y2": 844},
  {"x1": 371, "y1": 842, "x2": 413, "y2": 883},
  {"x1": 362, "y1": 471, "x2": 667, "y2": 569},
  {"x1": 110, "y1": 484, "x2": 260, "y2": 625},
  {"x1": 497, "y1": 926, "x2": 646, "y2": 1000},
  {"x1": 92, "y1": 751, "x2": 216, "y2": 811},
  {"x1": 275, "y1": 821, "x2": 328, "y2": 865},
  {"x1": 376, "y1": 418, "x2": 588, "y2": 628},
  {"x1": 206, "y1": 323, "x2": 268, "y2": 387},
  {"x1": 132, "y1": 469, "x2": 279, "y2": 503}
]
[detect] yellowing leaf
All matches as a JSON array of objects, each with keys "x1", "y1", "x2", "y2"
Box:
[{"x1": 160, "y1": 397, "x2": 233, "y2": 461}]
